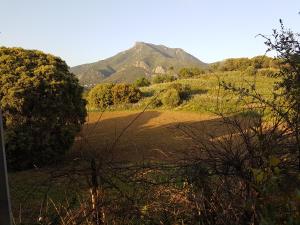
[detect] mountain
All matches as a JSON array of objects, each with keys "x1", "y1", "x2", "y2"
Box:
[{"x1": 71, "y1": 42, "x2": 207, "y2": 86}]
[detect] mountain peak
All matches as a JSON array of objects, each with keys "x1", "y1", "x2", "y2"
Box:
[
  {"x1": 71, "y1": 42, "x2": 207, "y2": 86},
  {"x1": 133, "y1": 41, "x2": 153, "y2": 49},
  {"x1": 133, "y1": 42, "x2": 185, "y2": 54},
  {"x1": 134, "y1": 41, "x2": 146, "y2": 46}
]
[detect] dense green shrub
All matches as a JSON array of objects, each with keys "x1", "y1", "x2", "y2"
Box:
[
  {"x1": 214, "y1": 56, "x2": 279, "y2": 72},
  {"x1": 0, "y1": 47, "x2": 86, "y2": 170},
  {"x1": 161, "y1": 88, "x2": 181, "y2": 107},
  {"x1": 178, "y1": 67, "x2": 205, "y2": 78},
  {"x1": 88, "y1": 83, "x2": 142, "y2": 109},
  {"x1": 152, "y1": 74, "x2": 177, "y2": 84},
  {"x1": 151, "y1": 75, "x2": 163, "y2": 84},
  {"x1": 87, "y1": 83, "x2": 114, "y2": 109},
  {"x1": 168, "y1": 83, "x2": 191, "y2": 100},
  {"x1": 111, "y1": 83, "x2": 141, "y2": 104},
  {"x1": 134, "y1": 77, "x2": 150, "y2": 87},
  {"x1": 146, "y1": 96, "x2": 163, "y2": 108},
  {"x1": 244, "y1": 65, "x2": 257, "y2": 76}
]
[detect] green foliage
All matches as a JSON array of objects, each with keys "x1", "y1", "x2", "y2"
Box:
[
  {"x1": 161, "y1": 88, "x2": 181, "y2": 107},
  {"x1": 218, "y1": 22, "x2": 300, "y2": 224},
  {"x1": 139, "y1": 83, "x2": 191, "y2": 109},
  {"x1": 139, "y1": 71, "x2": 277, "y2": 112},
  {"x1": 146, "y1": 96, "x2": 163, "y2": 108},
  {"x1": 111, "y1": 83, "x2": 142, "y2": 104},
  {"x1": 244, "y1": 65, "x2": 257, "y2": 76},
  {"x1": 152, "y1": 74, "x2": 177, "y2": 84},
  {"x1": 151, "y1": 75, "x2": 164, "y2": 84},
  {"x1": 134, "y1": 77, "x2": 150, "y2": 87},
  {"x1": 178, "y1": 67, "x2": 205, "y2": 78},
  {"x1": 87, "y1": 83, "x2": 114, "y2": 109},
  {"x1": 0, "y1": 47, "x2": 86, "y2": 170},
  {"x1": 220, "y1": 57, "x2": 251, "y2": 71},
  {"x1": 267, "y1": 25, "x2": 300, "y2": 121},
  {"x1": 257, "y1": 68, "x2": 278, "y2": 77},
  {"x1": 88, "y1": 83, "x2": 142, "y2": 109},
  {"x1": 168, "y1": 83, "x2": 191, "y2": 100},
  {"x1": 213, "y1": 56, "x2": 279, "y2": 72}
]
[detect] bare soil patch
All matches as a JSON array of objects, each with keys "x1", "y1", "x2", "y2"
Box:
[{"x1": 73, "y1": 110, "x2": 230, "y2": 161}]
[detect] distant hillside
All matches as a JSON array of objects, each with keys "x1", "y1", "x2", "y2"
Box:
[{"x1": 71, "y1": 42, "x2": 207, "y2": 86}]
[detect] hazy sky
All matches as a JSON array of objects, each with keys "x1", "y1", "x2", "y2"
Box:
[{"x1": 0, "y1": 0, "x2": 299, "y2": 66}]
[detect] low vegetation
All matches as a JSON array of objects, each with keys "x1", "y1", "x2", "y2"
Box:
[
  {"x1": 133, "y1": 77, "x2": 151, "y2": 87},
  {"x1": 111, "y1": 83, "x2": 142, "y2": 104},
  {"x1": 211, "y1": 55, "x2": 279, "y2": 72},
  {"x1": 84, "y1": 63, "x2": 278, "y2": 113},
  {"x1": 87, "y1": 83, "x2": 114, "y2": 109},
  {"x1": 87, "y1": 83, "x2": 141, "y2": 110},
  {"x1": 178, "y1": 67, "x2": 206, "y2": 78},
  {"x1": 151, "y1": 74, "x2": 177, "y2": 84},
  {"x1": 160, "y1": 88, "x2": 181, "y2": 107}
]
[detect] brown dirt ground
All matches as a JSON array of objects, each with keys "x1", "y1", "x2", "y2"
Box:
[{"x1": 72, "y1": 110, "x2": 232, "y2": 162}]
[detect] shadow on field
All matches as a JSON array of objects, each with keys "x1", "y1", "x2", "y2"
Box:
[
  {"x1": 10, "y1": 111, "x2": 253, "y2": 223},
  {"x1": 190, "y1": 89, "x2": 208, "y2": 95},
  {"x1": 73, "y1": 111, "x2": 249, "y2": 162}
]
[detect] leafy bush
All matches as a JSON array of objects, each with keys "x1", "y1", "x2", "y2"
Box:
[
  {"x1": 152, "y1": 74, "x2": 177, "y2": 84},
  {"x1": 111, "y1": 83, "x2": 141, "y2": 104},
  {"x1": 168, "y1": 83, "x2": 192, "y2": 100},
  {"x1": 88, "y1": 83, "x2": 142, "y2": 109},
  {"x1": 244, "y1": 65, "x2": 257, "y2": 76},
  {"x1": 161, "y1": 88, "x2": 181, "y2": 107},
  {"x1": 0, "y1": 47, "x2": 86, "y2": 170},
  {"x1": 87, "y1": 83, "x2": 114, "y2": 109},
  {"x1": 134, "y1": 77, "x2": 150, "y2": 87},
  {"x1": 146, "y1": 96, "x2": 163, "y2": 108},
  {"x1": 217, "y1": 23, "x2": 300, "y2": 224},
  {"x1": 213, "y1": 56, "x2": 279, "y2": 72},
  {"x1": 178, "y1": 67, "x2": 205, "y2": 78}
]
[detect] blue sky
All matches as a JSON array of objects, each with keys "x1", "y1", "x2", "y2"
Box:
[{"x1": 0, "y1": 0, "x2": 299, "y2": 66}]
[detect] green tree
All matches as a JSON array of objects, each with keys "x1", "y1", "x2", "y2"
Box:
[
  {"x1": 161, "y1": 88, "x2": 181, "y2": 107},
  {"x1": 178, "y1": 68, "x2": 192, "y2": 78},
  {"x1": 217, "y1": 22, "x2": 300, "y2": 223},
  {"x1": 87, "y1": 83, "x2": 114, "y2": 109},
  {"x1": 178, "y1": 67, "x2": 205, "y2": 78},
  {"x1": 0, "y1": 47, "x2": 86, "y2": 170},
  {"x1": 168, "y1": 83, "x2": 191, "y2": 100},
  {"x1": 111, "y1": 83, "x2": 141, "y2": 104},
  {"x1": 244, "y1": 65, "x2": 257, "y2": 76},
  {"x1": 264, "y1": 21, "x2": 300, "y2": 170},
  {"x1": 152, "y1": 74, "x2": 176, "y2": 84},
  {"x1": 134, "y1": 77, "x2": 150, "y2": 87},
  {"x1": 214, "y1": 56, "x2": 278, "y2": 72}
]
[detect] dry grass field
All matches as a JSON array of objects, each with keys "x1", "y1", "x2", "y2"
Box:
[
  {"x1": 9, "y1": 110, "x2": 255, "y2": 223},
  {"x1": 72, "y1": 110, "x2": 234, "y2": 162}
]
